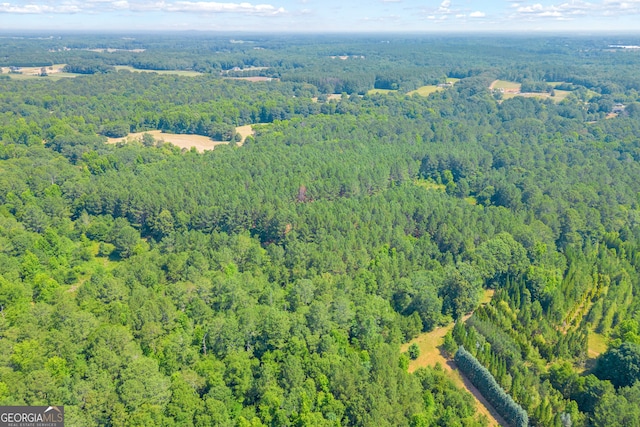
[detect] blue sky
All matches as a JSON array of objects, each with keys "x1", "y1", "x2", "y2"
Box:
[{"x1": 1, "y1": 0, "x2": 640, "y2": 32}]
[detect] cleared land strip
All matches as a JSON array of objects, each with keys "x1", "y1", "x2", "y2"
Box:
[
  {"x1": 106, "y1": 125, "x2": 256, "y2": 152},
  {"x1": 400, "y1": 290, "x2": 506, "y2": 427}
]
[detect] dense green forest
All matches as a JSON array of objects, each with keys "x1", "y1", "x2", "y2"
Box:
[{"x1": 2, "y1": 33, "x2": 640, "y2": 426}]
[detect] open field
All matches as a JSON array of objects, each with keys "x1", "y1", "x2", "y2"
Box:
[
  {"x1": 107, "y1": 131, "x2": 227, "y2": 152},
  {"x1": 408, "y1": 85, "x2": 442, "y2": 96},
  {"x1": 490, "y1": 80, "x2": 521, "y2": 91},
  {"x1": 114, "y1": 65, "x2": 201, "y2": 76},
  {"x1": 400, "y1": 290, "x2": 504, "y2": 426},
  {"x1": 502, "y1": 89, "x2": 571, "y2": 102},
  {"x1": 1, "y1": 64, "x2": 80, "y2": 80},
  {"x1": 491, "y1": 80, "x2": 574, "y2": 103},
  {"x1": 107, "y1": 125, "x2": 256, "y2": 152}
]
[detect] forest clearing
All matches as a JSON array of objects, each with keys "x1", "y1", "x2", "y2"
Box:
[
  {"x1": 490, "y1": 79, "x2": 573, "y2": 102},
  {"x1": 107, "y1": 131, "x2": 226, "y2": 152},
  {"x1": 106, "y1": 125, "x2": 255, "y2": 151},
  {"x1": 400, "y1": 290, "x2": 501, "y2": 425}
]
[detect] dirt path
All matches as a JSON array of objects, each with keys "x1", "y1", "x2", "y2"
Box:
[{"x1": 400, "y1": 290, "x2": 507, "y2": 426}]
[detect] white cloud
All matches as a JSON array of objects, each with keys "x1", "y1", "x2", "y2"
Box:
[
  {"x1": 469, "y1": 10, "x2": 485, "y2": 17},
  {"x1": 510, "y1": 0, "x2": 640, "y2": 21},
  {"x1": 166, "y1": 2, "x2": 284, "y2": 14},
  {"x1": 0, "y1": 0, "x2": 286, "y2": 14},
  {"x1": 0, "y1": 2, "x2": 81, "y2": 13}
]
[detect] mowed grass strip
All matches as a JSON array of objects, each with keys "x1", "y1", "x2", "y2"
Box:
[{"x1": 408, "y1": 85, "x2": 442, "y2": 96}]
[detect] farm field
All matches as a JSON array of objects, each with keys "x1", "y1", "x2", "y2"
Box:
[{"x1": 1, "y1": 64, "x2": 79, "y2": 79}]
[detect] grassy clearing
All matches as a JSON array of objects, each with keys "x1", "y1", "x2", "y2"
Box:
[
  {"x1": 447, "y1": 77, "x2": 460, "y2": 84},
  {"x1": 408, "y1": 85, "x2": 442, "y2": 96},
  {"x1": 588, "y1": 331, "x2": 608, "y2": 358},
  {"x1": 400, "y1": 289, "x2": 502, "y2": 426},
  {"x1": 490, "y1": 80, "x2": 521, "y2": 91},
  {"x1": 550, "y1": 90, "x2": 572, "y2": 102},
  {"x1": 413, "y1": 179, "x2": 446, "y2": 191},
  {"x1": 503, "y1": 90, "x2": 572, "y2": 103},
  {"x1": 114, "y1": 65, "x2": 201, "y2": 76}
]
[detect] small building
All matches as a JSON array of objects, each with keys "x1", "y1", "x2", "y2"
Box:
[{"x1": 613, "y1": 103, "x2": 626, "y2": 114}]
